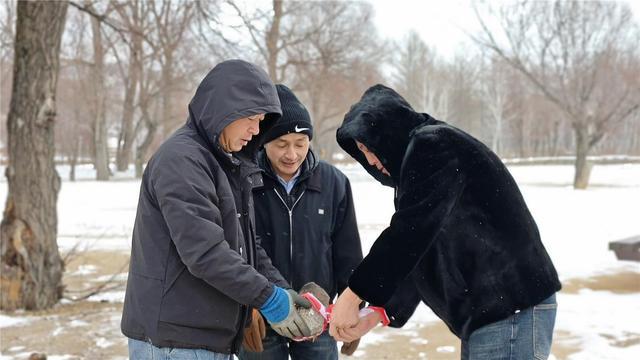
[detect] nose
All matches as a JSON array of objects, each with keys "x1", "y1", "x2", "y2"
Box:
[
  {"x1": 364, "y1": 153, "x2": 376, "y2": 166},
  {"x1": 284, "y1": 146, "x2": 296, "y2": 159},
  {"x1": 248, "y1": 122, "x2": 259, "y2": 135}
]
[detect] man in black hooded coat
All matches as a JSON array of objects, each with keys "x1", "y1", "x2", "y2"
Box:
[
  {"x1": 121, "y1": 60, "x2": 315, "y2": 359},
  {"x1": 329, "y1": 85, "x2": 561, "y2": 359}
]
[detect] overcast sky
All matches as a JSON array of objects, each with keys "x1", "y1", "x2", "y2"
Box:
[{"x1": 367, "y1": 0, "x2": 640, "y2": 59}]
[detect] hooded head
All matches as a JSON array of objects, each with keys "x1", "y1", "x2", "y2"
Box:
[
  {"x1": 187, "y1": 59, "x2": 282, "y2": 159},
  {"x1": 336, "y1": 84, "x2": 430, "y2": 187}
]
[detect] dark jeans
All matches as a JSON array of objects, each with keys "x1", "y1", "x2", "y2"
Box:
[
  {"x1": 461, "y1": 293, "x2": 558, "y2": 360},
  {"x1": 238, "y1": 328, "x2": 338, "y2": 360}
]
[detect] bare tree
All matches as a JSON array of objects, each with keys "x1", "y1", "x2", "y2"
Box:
[
  {"x1": 0, "y1": 0, "x2": 16, "y2": 153},
  {"x1": 1, "y1": 0, "x2": 68, "y2": 310},
  {"x1": 480, "y1": 55, "x2": 517, "y2": 155},
  {"x1": 473, "y1": 1, "x2": 640, "y2": 188},
  {"x1": 392, "y1": 31, "x2": 453, "y2": 121},
  {"x1": 393, "y1": 31, "x2": 432, "y2": 112},
  {"x1": 57, "y1": 7, "x2": 95, "y2": 181},
  {"x1": 293, "y1": 1, "x2": 386, "y2": 159},
  {"x1": 85, "y1": 0, "x2": 110, "y2": 180},
  {"x1": 226, "y1": 0, "x2": 312, "y2": 83},
  {"x1": 111, "y1": 0, "x2": 150, "y2": 172},
  {"x1": 148, "y1": 0, "x2": 196, "y2": 138},
  {"x1": 134, "y1": 77, "x2": 159, "y2": 178}
]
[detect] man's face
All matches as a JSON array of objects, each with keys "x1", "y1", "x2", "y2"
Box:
[
  {"x1": 355, "y1": 141, "x2": 390, "y2": 176},
  {"x1": 219, "y1": 114, "x2": 265, "y2": 152},
  {"x1": 264, "y1": 133, "x2": 310, "y2": 181}
]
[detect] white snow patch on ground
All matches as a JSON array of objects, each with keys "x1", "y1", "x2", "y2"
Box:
[
  {"x1": 69, "y1": 319, "x2": 89, "y2": 327},
  {"x1": 0, "y1": 163, "x2": 639, "y2": 359},
  {"x1": 96, "y1": 337, "x2": 113, "y2": 348},
  {"x1": 71, "y1": 264, "x2": 97, "y2": 276},
  {"x1": 437, "y1": 345, "x2": 456, "y2": 353},
  {"x1": 88, "y1": 290, "x2": 126, "y2": 303},
  {"x1": 0, "y1": 315, "x2": 31, "y2": 328},
  {"x1": 93, "y1": 273, "x2": 128, "y2": 282}
]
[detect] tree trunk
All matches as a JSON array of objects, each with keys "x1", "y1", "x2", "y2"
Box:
[
  {"x1": 160, "y1": 55, "x2": 174, "y2": 138},
  {"x1": 573, "y1": 124, "x2": 593, "y2": 189},
  {"x1": 135, "y1": 113, "x2": 157, "y2": 179},
  {"x1": 115, "y1": 71, "x2": 137, "y2": 171},
  {"x1": 69, "y1": 137, "x2": 80, "y2": 182},
  {"x1": 115, "y1": 29, "x2": 141, "y2": 172},
  {"x1": 0, "y1": 1, "x2": 67, "y2": 311},
  {"x1": 265, "y1": 0, "x2": 282, "y2": 82},
  {"x1": 89, "y1": 8, "x2": 109, "y2": 181}
]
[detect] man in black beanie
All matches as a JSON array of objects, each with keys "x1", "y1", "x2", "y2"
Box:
[{"x1": 239, "y1": 84, "x2": 364, "y2": 360}]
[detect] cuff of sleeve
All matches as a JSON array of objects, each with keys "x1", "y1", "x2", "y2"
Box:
[
  {"x1": 366, "y1": 306, "x2": 390, "y2": 326},
  {"x1": 251, "y1": 282, "x2": 275, "y2": 309}
]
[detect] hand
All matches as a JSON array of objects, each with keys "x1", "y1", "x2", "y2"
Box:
[
  {"x1": 329, "y1": 287, "x2": 361, "y2": 341},
  {"x1": 335, "y1": 311, "x2": 381, "y2": 342},
  {"x1": 260, "y1": 287, "x2": 313, "y2": 339},
  {"x1": 243, "y1": 309, "x2": 266, "y2": 352},
  {"x1": 341, "y1": 338, "x2": 361, "y2": 356}
]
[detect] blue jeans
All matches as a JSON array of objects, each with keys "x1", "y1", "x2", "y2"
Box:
[
  {"x1": 238, "y1": 328, "x2": 338, "y2": 360},
  {"x1": 461, "y1": 294, "x2": 557, "y2": 360},
  {"x1": 128, "y1": 338, "x2": 232, "y2": 360}
]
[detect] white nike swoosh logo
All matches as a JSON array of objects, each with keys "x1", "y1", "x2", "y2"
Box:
[{"x1": 295, "y1": 125, "x2": 310, "y2": 132}]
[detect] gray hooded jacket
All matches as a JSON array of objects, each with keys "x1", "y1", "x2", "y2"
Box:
[{"x1": 121, "y1": 60, "x2": 288, "y2": 353}]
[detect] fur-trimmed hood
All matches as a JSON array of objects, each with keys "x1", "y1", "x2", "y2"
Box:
[{"x1": 336, "y1": 84, "x2": 440, "y2": 187}]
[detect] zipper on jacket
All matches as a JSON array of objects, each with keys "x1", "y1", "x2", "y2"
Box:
[{"x1": 273, "y1": 188, "x2": 305, "y2": 285}]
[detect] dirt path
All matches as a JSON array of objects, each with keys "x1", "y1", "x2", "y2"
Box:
[{"x1": 1, "y1": 250, "x2": 638, "y2": 359}]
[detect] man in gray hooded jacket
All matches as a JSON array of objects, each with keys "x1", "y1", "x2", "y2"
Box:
[{"x1": 121, "y1": 60, "x2": 314, "y2": 359}]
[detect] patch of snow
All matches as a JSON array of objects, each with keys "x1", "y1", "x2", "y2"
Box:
[
  {"x1": 436, "y1": 345, "x2": 456, "y2": 353},
  {"x1": 0, "y1": 314, "x2": 30, "y2": 328},
  {"x1": 88, "y1": 290, "x2": 125, "y2": 303},
  {"x1": 96, "y1": 337, "x2": 113, "y2": 348},
  {"x1": 52, "y1": 326, "x2": 64, "y2": 337},
  {"x1": 93, "y1": 273, "x2": 128, "y2": 282},
  {"x1": 69, "y1": 319, "x2": 89, "y2": 327},
  {"x1": 71, "y1": 264, "x2": 97, "y2": 276}
]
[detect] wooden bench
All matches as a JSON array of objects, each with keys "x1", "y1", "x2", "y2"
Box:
[{"x1": 609, "y1": 235, "x2": 640, "y2": 262}]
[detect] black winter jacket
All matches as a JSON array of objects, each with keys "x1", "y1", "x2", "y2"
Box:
[
  {"x1": 336, "y1": 84, "x2": 561, "y2": 340},
  {"x1": 253, "y1": 149, "x2": 363, "y2": 301},
  {"x1": 121, "y1": 60, "x2": 287, "y2": 353}
]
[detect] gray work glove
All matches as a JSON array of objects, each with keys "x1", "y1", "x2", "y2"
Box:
[{"x1": 267, "y1": 289, "x2": 313, "y2": 339}]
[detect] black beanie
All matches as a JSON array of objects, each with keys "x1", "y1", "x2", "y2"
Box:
[{"x1": 263, "y1": 84, "x2": 313, "y2": 144}]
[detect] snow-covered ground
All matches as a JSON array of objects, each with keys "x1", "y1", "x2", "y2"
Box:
[{"x1": 1, "y1": 163, "x2": 639, "y2": 359}]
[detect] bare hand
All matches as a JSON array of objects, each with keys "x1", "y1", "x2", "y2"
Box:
[
  {"x1": 334, "y1": 311, "x2": 381, "y2": 342},
  {"x1": 329, "y1": 287, "x2": 362, "y2": 341}
]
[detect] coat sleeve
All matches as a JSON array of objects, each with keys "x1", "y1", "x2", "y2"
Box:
[
  {"x1": 151, "y1": 152, "x2": 273, "y2": 309},
  {"x1": 332, "y1": 175, "x2": 364, "y2": 297},
  {"x1": 348, "y1": 127, "x2": 465, "y2": 305},
  {"x1": 255, "y1": 235, "x2": 290, "y2": 288},
  {"x1": 384, "y1": 273, "x2": 422, "y2": 328}
]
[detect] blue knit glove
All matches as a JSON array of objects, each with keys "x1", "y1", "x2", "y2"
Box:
[{"x1": 260, "y1": 286, "x2": 290, "y2": 323}]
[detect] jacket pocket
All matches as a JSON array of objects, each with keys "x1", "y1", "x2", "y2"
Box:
[
  {"x1": 158, "y1": 269, "x2": 239, "y2": 331},
  {"x1": 122, "y1": 272, "x2": 164, "y2": 336}
]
